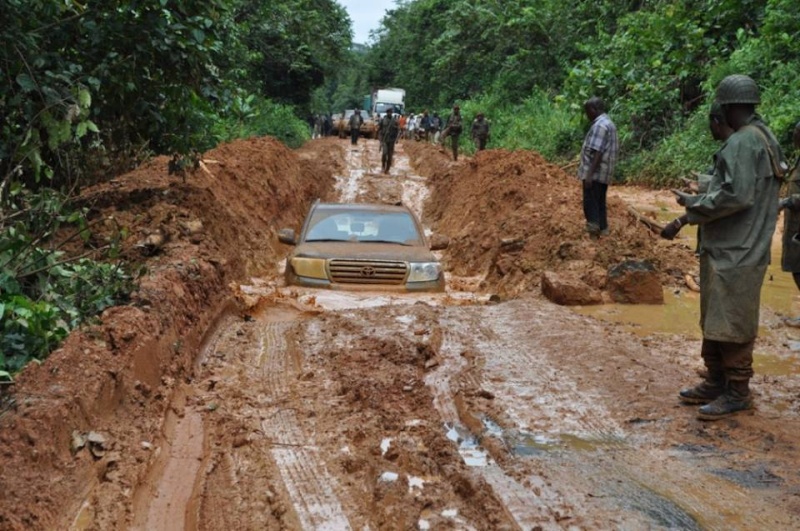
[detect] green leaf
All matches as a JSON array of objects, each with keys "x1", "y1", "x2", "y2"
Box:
[
  {"x1": 192, "y1": 29, "x2": 205, "y2": 44},
  {"x1": 78, "y1": 88, "x2": 92, "y2": 108},
  {"x1": 16, "y1": 73, "x2": 36, "y2": 92}
]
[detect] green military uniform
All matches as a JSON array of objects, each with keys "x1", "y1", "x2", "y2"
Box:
[
  {"x1": 378, "y1": 114, "x2": 400, "y2": 173},
  {"x1": 440, "y1": 109, "x2": 463, "y2": 161},
  {"x1": 684, "y1": 115, "x2": 782, "y2": 345},
  {"x1": 471, "y1": 116, "x2": 490, "y2": 151},
  {"x1": 782, "y1": 163, "x2": 800, "y2": 272}
]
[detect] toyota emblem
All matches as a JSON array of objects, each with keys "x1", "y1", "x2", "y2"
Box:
[{"x1": 361, "y1": 266, "x2": 376, "y2": 277}]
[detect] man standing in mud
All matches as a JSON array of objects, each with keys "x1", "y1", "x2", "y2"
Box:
[
  {"x1": 778, "y1": 122, "x2": 800, "y2": 326},
  {"x1": 471, "y1": 112, "x2": 490, "y2": 151},
  {"x1": 378, "y1": 107, "x2": 400, "y2": 174},
  {"x1": 349, "y1": 109, "x2": 363, "y2": 146},
  {"x1": 578, "y1": 97, "x2": 618, "y2": 237},
  {"x1": 660, "y1": 75, "x2": 786, "y2": 420},
  {"x1": 439, "y1": 105, "x2": 464, "y2": 161}
]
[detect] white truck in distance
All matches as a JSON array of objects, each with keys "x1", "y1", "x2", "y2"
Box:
[{"x1": 371, "y1": 88, "x2": 406, "y2": 120}]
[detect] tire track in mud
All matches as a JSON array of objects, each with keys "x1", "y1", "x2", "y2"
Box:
[
  {"x1": 470, "y1": 302, "x2": 793, "y2": 530},
  {"x1": 253, "y1": 319, "x2": 353, "y2": 531},
  {"x1": 427, "y1": 319, "x2": 567, "y2": 529}
]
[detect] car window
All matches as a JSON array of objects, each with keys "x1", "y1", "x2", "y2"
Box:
[{"x1": 304, "y1": 211, "x2": 421, "y2": 244}]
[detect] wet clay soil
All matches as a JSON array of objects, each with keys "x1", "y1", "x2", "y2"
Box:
[{"x1": 3, "y1": 137, "x2": 800, "y2": 530}]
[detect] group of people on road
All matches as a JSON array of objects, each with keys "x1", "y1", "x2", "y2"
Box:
[{"x1": 577, "y1": 75, "x2": 796, "y2": 421}]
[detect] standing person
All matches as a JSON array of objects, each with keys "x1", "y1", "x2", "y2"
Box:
[
  {"x1": 578, "y1": 97, "x2": 618, "y2": 237},
  {"x1": 338, "y1": 110, "x2": 347, "y2": 139},
  {"x1": 471, "y1": 112, "x2": 490, "y2": 151},
  {"x1": 419, "y1": 110, "x2": 431, "y2": 141},
  {"x1": 398, "y1": 112, "x2": 407, "y2": 141},
  {"x1": 778, "y1": 122, "x2": 800, "y2": 326},
  {"x1": 349, "y1": 109, "x2": 363, "y2": 146},
  {"x1": 378, "y1": 107, "x2": 400, "y2": 174},
  {"x1": 440, "y1": 105, "x2": 464, "y2": 160},
  {"x1": 660, "y1": 75, "x2": 787, "y2": 420},
  {"x1": 313, "y1": 114, "x2": 323, "y2": 139},
  {"x1": 406, "y1": 113, "x2": 416, "y2": 140},
  {"x1": 430, "y1": 113, "x2": 442, "y2": 143}
]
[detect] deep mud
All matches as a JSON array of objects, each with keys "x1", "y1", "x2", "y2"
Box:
[
  {"x1": 407, "y1": 142, "x2": 696, "y2": 298},
  {"x1": 3, "y1": 137, "x2": 800, "y2": 530}
]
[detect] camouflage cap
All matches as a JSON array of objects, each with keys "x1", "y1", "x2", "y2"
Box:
[{"x1": 716, "y1": 74, "x2": 760, "y2": 106}]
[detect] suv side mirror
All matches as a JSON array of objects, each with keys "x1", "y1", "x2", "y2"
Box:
[
  {"x1": 430, "y1": 235, "x2": 450, "y2": 251},
  {"x1": 278, "y1": 228, "x2": 296, "y2": 245}
]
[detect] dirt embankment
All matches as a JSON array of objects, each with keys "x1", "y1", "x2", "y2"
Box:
[
  {"x1": 406, "y1": 143, "x2": 696, "y2": 298},
  {"x1": 0, "y1": 137, "x2": 339, "y2": 530}
]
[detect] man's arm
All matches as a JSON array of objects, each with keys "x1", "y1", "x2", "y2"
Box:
[{"x1": 684, "y1": 137, "x2": 757, "y2": 225}]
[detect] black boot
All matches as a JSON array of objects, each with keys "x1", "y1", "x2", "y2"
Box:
[
  {"x1": 679, "y1": 377, "x2": 724, "y2": 404},
  {"x1": 697, "y1": 380, "x2": 753, "y2": 420}
]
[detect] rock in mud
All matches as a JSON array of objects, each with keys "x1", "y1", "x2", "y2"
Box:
[
  {"x1": 606, "y1": 260, "x2": 664, "y2": 304},
  {"x1": 541, "y1": 271, "x2": 602, "y2": 306}
]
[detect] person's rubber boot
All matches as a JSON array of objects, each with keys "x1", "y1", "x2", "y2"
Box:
[
  {"x1": 697, "y1": 380, "x2": 753, "y2": 420},
  {"x1": 678, "y1": 375, "x2": 724, "y2": 404}
]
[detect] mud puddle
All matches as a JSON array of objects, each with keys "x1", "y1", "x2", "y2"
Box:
[{"x1": 575, "y1": 187, "x2": 800, "y2": 377}]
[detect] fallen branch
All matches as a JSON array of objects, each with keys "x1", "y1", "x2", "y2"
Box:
[
  {"x1": 627, "y1": 205, "x2": 666, "y2": 234},
  {"x1": 560, "y1": 160, "x2": 580, "y2": 171}
]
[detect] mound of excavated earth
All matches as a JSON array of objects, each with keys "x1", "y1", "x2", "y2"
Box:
[
  {"x1": 406, "y1": 143, "x2": 695, "y2": 302},
  {"x1": 0, "y1": 137, "x2": 336, "y2": 530}
]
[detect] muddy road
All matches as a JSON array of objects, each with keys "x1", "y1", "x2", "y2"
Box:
[{"x1": 5, "y1": 137, "x2": 800, "y2": 530}]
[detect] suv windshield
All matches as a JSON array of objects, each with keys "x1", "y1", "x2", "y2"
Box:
[{"x1": 304, "y1": 210, "x2": 421, "y2": 245}]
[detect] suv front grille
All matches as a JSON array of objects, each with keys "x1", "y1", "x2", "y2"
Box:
[{"x1": 328, "y1": 259, "x2": 407, "y2": 285}]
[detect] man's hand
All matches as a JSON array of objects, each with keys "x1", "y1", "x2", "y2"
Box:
[
  {"x1": 660, "y1": 216, "x2": 687, "y2": 240},
  {"x1": 671, "y1": 189, "x2": 693, "y2": 207},
  {"x1": 582, "y1": 179, "x2": 592, "y2": 190}
]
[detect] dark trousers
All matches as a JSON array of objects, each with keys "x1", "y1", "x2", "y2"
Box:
[
  {"x1": 475, "y1": 135, "x2": 487, "y2": 151},
  {"x1": 381, "y1": 141, "x2": 395, "y2": 172},
  {"x1": 582, "y1": 181, "x2": 608, "y2": 231},
  {"x1": 701, "y1": 338, "x2": 754, "y2": 382},
  {"x1": 350, "y1": 128, "x2": 359, "y2": 145}
]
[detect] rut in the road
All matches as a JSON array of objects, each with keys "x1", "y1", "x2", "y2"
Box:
[{"x1": 254, "y1": 320, "x2": 352, "y2": 530}]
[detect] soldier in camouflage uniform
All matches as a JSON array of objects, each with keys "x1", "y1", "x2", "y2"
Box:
[
  {"x1": 349, "y1": 110, "x2": 364, "y2": 146},
  {"x1": 377, "y1": 107, "x2": 400, "y2": 174},
  {"x1": 471, "y1": 112, "x2": 490, "y2": 151},
  {"x1": 439, "y1": 105, "x2": 464, "y2": 161},
  {"x1": 661, "y1": 75, "x2": 787, "y2": 420}
]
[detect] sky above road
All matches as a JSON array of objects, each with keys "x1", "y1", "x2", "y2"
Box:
[{"x1": 337, "y1": 0, "x2": 397, "y2": 44}]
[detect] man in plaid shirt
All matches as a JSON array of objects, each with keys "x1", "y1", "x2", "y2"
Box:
[{"x1": 578, "y1": 97, "x2": 618, "y2": 237}]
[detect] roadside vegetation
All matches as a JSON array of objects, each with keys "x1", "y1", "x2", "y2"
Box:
[
  {"x1": 1, "y1": 0, "x2": 351, "y2": 375},
  {"x1": 359, "y1": 0, "x2": 800, "y2": 183}
]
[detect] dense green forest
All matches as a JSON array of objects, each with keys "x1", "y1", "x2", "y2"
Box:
[
  {"x1": 1, "y1": 0, "x2": 351, "y2": 375},
  {"x1": 2, "y1": 0, "x2": 799, "y2": 374},
  {"x1": 355, "y1": 0, "x2": 800, "y2": 181}
]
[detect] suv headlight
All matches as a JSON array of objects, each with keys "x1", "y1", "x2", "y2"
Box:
[
  {"x1": 291, "y1": 257, "x2": 328, "y2": 279},
  {"x1": 408, "y1": 262, "x2": 441, "y2": 282}
]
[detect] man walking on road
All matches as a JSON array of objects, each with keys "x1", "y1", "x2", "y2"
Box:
[
  {"x1": 778, "y1": 122, "x2": 800, "y2": 325},
  {"x1": 378, "y1": 107, "x2": 400, "y2": 174},
  {"x1": 439, "y1": 105, "x2": 464, "y2": 161},
  {"x1": 578, "y1": 97, "x2": 618, "y2": 238},
  {"x1": 349, "y1": 109, "x2": 363, "y2": 146},
  {"x1": 660, "y1": 75, "x2": 787, "y2": 420},
  {"x1": 471, "y1": 112, "x2": 490, "y2": 151}
]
